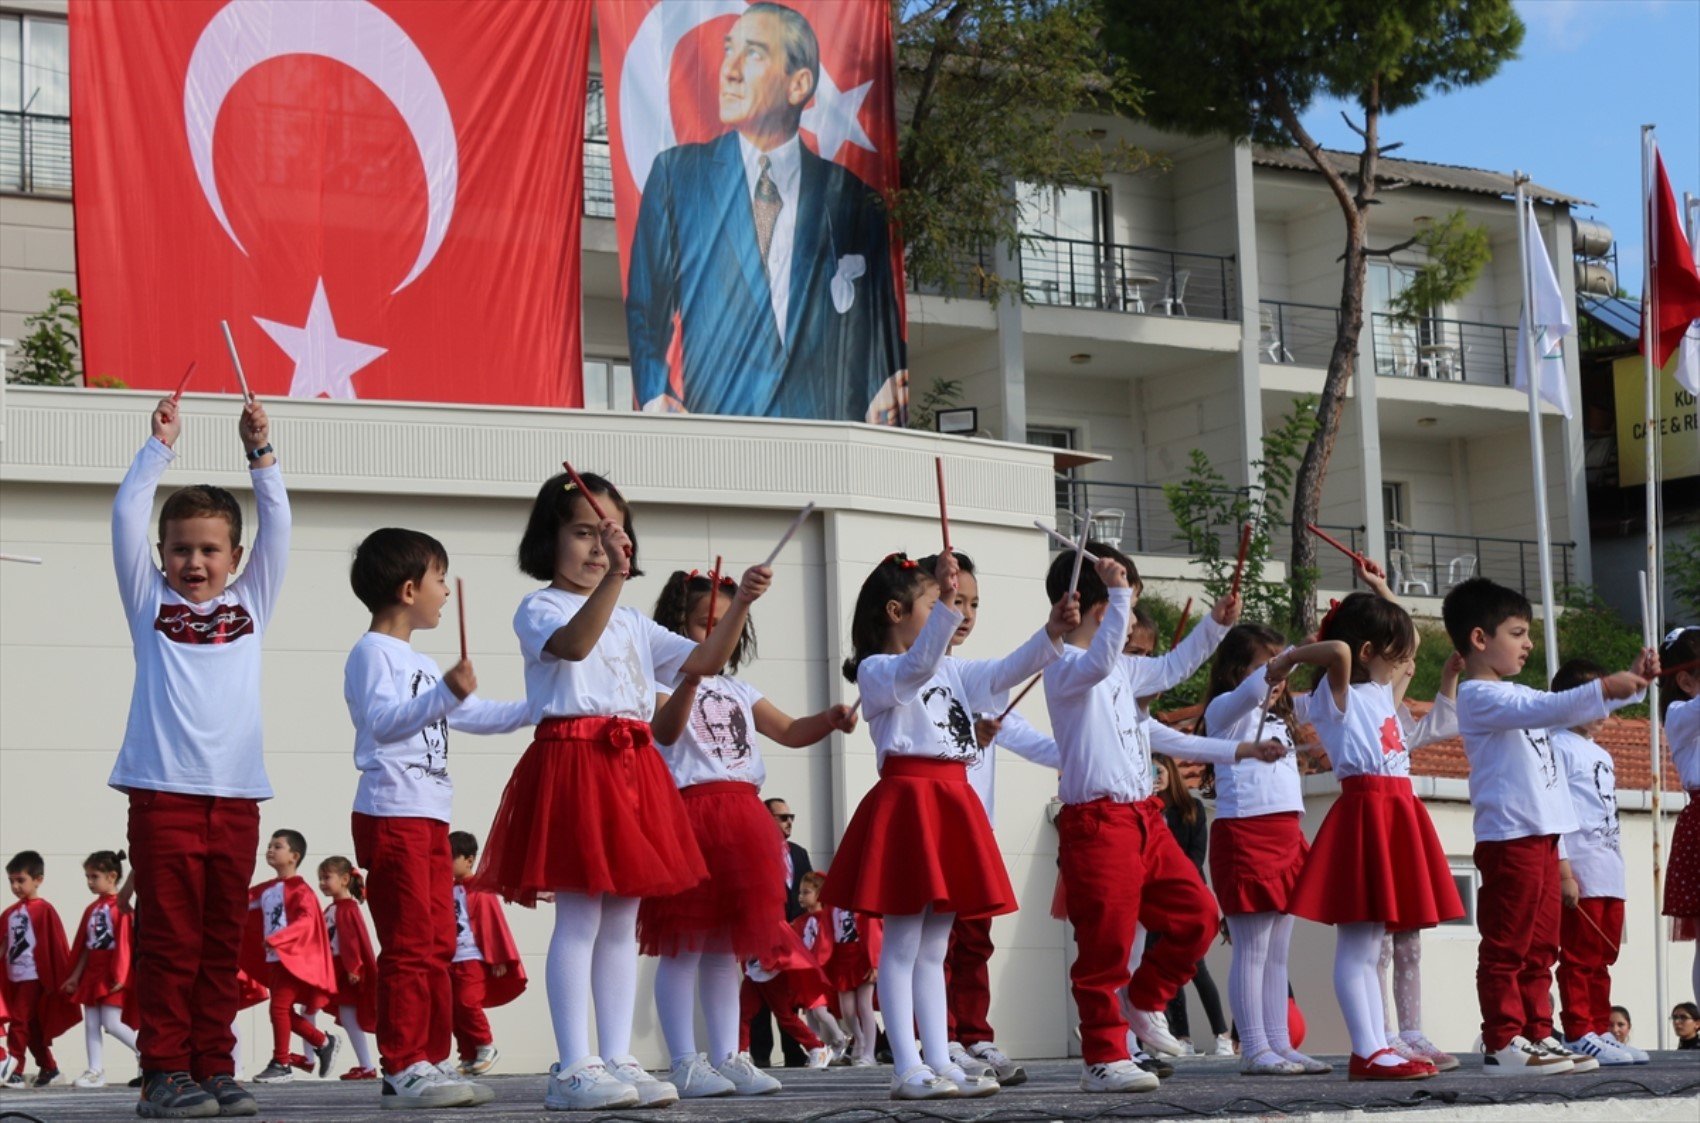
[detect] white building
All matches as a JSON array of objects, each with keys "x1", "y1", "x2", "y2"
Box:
[{"x1": 3, "y1": 2, "x2": 1678, "y2": 1082}]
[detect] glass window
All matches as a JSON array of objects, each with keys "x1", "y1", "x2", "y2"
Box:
[
  {"x1": 1, "y1": 14, "x2": 71, "y2": 194},
  {"x1": 1027, "y1": 425, "x2": 1078, "y2": 521},
  {"x1": 582, "y1": 358, "x2": 634, "y2": 412},
  {"x1": 583, "y1": 76, "x2": 613, "y2": 218},
  {"x1": 1442, "y1": 861, "x2": 1478, "y2": 928},
  {"x1": 1017, "y1": 183, "x2": 1109, "y2": 308}
]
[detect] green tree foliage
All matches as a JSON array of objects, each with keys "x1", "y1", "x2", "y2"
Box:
[
  {"x1": 1669, "y1": 531, "x2": 1700, "y2": 618},
  {"x1": 7, "y1": 288, "x2": 84, "y2": 386},
  {"x1": 1103, "y1": 0, "x2": 1523, "y2": 630},
  {"x1": 1385, "y1": 210, "x2": 1493, "y2": 325}
]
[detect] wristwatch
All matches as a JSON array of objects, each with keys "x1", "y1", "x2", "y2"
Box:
[{"x1": 245, "y1": 443, "x2": 274, "y2": 464}]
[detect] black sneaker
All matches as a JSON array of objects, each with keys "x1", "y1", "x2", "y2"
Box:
[
  {"x1": 136, "y1": 1071, "x2": 220, "y2": 1119},
  {"x1": 315, "y1": 1035, "x2": 340, "y2": 1078},
  {"x1": 33, "y1": 1066, "x2": 61, "y2": 1087},
  {"x1": 250, "y1": 1061, "x2": 294, "y2": 1084},
  {"x1": 128, "y1": 1075, "x2": 145, "y2": 1088},
  {"x1": 1135, "y1": 1053, "x2": 1174, "y2": 1080},
  {"x1": 199, "y1": 1074, "x2": 257, "y2": 1117}
]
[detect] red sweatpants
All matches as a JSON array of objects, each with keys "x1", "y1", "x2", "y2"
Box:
[
  {"x1": 1059, "y1": 797, "x2": 1216, "y2": 1064},
  {"x1": 353, "y1": 813, "x2": 455, "y2": 1073},
  {"x1": 4, "y1": 980, "x2": 58, "y2": 1074},
  {"x1": 267, "y1": 963, "x2": 326, "y2": 1062},
  {"x1": 1557, "y1": 896, "x2": 1623, "y2": 1041},
  {"x1": 129, "y1": 790, "x2": 259, "y2": 1078},
  {"x1": 739, "y1": 977, "x2": 822, "y2": 1052},
  {"x1": 944, "y1": 915, "x2": 995, "y2": 1046},
  {"x1": 451, "y1": 961, "x2": 493, "y2": 1060},
  {"x1": 1475, "y1": 836, "x2": 1561, "y2": 1051}
]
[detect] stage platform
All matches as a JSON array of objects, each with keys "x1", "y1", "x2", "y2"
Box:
[{"x1": 12, "y1": 1055, "x2": 1697, "y2": 1122}]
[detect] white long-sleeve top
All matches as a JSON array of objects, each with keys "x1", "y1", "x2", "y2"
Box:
[
  {"x1": 513, "y1": 589, "x2": 696, "y2": 720},
  {"x1": 1668, "y1": 697, "x2": 1700, "y2": 789},
  {"x1": 656, "y1": 674, "x2": 768, "y2": 788},
  {"x1": 108, "y1": 438, "x2": 290, "y2": 799},
  {"x1": 859, "y1": 606, "x2": 1061, "y2": 772},
  {"x1": 1203, "y1": 670, "x2": 1303, "y2": 819},
  {"x1": 1303, "y1": 680, "x2": 1412, "y2": 780},
  {"x1": 1400, "y1": 693, "x2": 1459, "y2": 749},
  {"x1": 954, "y1": 659, "x2": 1063, "y2": 822},
  {"x1": 1044, "y1": 590, "x2": 1241, "y2": 805},
  {"x1": 345, "y1": 632, "x2": 533, "y2": 822},
  {"x1": 1457, "y1": 679, "x2": 1640, "y2": 843},
  {"x1": 1552, "y1": 729, "x2": 1624, "y2": 899}
]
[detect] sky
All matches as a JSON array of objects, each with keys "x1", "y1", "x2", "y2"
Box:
[{"x1": 1297, "y1": 0, "x2": 1700, "y2": 289}]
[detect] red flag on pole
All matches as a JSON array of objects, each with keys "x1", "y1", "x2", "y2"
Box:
[{"x1": 1645, "y1": 150, "x2": 1700, "y2": 368}]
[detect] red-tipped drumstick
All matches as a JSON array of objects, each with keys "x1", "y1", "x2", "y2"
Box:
[
  {"x1": 1659, "y1": 657, "x2": 1700, "y2": 680},
  {"x1": 561, "y1": 460, "x2": 631, "y2": 559},
  {"x1": 1306, "y1": 522, "x2": 1368, "y2": 565},
  {"x1": 171, "y1": 361, "x2": 197, "y2": 404},
  {"x1": 456, "y1": 577, "x2": 468, "y2": 662},
  {"x1": 1170, "y1": 598, "x2": 1193, "y2": 650},
  {"x1": 935, "y1": 456, "x2": 952, "y2": 557},
  {"x1": 849, "y1": 697, "x2": 862, "y2": 719},
  {"x1": 219, "y1": 320, "x2": 254, "y2": 404},
  {"x1": 996, "y1": 673, "x2": 1043, "y2": 722},
  {"x1": 704, "y1": 555, "x2": 723, "y2": 634},
  {"x1": 1230, "y1": 521, "x2": 1252, "y2": 601}
]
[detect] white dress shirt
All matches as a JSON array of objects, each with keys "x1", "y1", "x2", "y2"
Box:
[{"x1": 738, "y1": 132, "x2": 802, "y2": 344}]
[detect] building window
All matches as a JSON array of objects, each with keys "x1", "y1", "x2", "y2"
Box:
[
  {"x1": 583, "y1": 75, "x2": 613, "y2": 218},
  {"x1": 1018, "y1": 183, "x2": 1110, "y2": 308},
  {"x1": 1442, "y1": 860, "x2": 1479, "y2": 929},
  {"x1": 1027, "y1": 425, "x2": 1078, "y2": 523},
  {"x1": 1, "y1": 13, "x2": 71, "y2": 195},
  {"x1": 583, "y1": 357, "x2": 633, "y2": 412}
]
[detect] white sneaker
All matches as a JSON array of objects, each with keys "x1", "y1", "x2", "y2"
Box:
[
  {"x1": 1177, "y1": 1040, "x2": 1199, "y2": 1057},
  {"x1": 1483, "y1": 1035, "x2": 1573, "y2": 1076},
  {"x1": 0, "y1": 1057, "x2": 15, "y2": 1087},
  {"x1": 461, "y1": 1044, "x2": 499, "y2": 1076},
  {"x1": 1535, "y1": 1036, "x2": 1598, "y2": 1073},
  {"x1": 938, "y1": 1062, "x2": 999, "y2": 1098},
  {"x1": 1565, "y1": 1033, "x2": 1635, "y2": 1066},
  {"x1": 382, "y1": 1061, "x2": 476, "y2": 1110},
  {"x1": 969, "y1": 1042, "x2": 1028, "y2": 1086},
  {"x1": 432, "y1": 1063, "x2": 496, "y2": 1106},
  {"x1": 804, "y1": 1046, "x2": 834, "y2": 1069},
  {"x1": 1210, "y1": 1032, "x2": 1236, "y2": 1057},
  {"x1": 850, "y1": 1055, "x2": 877, "y2": 1067},
  {"x1": 1608, "y1": 1035, "x2": 1651, "y2": 1064},
  {"x1": 716, "y1": 1052, "x2": 781, "y2": 1096},
  {"x1": 544, "y1": 1056, "x2": 640, "y2": 1112},
  {"x1": 889, "y1": 1063, "x2": 957, "y2": 1101},
  {"x1": 72, "y1": 1069, "x2": 106, "y2": 1089},
  {"x1": 607, "y1": 1056, "x2": 679, "y2": 1108},
  {"x1": 1080, "y1": 1059, "x2": 1160, "y2": 1093},
  {"x1": 946, "y1": 1042, "x2": 994, "y2": 1079},
  {"x1": 1127, "y1": 1008, "x2": 1184, "y2": 1056},
  {"x1": 667, "y1": 1053, "x2": 735, "y2": 1098}
]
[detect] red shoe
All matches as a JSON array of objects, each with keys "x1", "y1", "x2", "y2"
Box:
[
  {"x1": 1348, "y1": 1049, "x2": 1436, "y2": 1081},
  {"x1": 288, "y1": 1053, "x2": 313, "y2": 1072},
  {"x1": 339, "y1": 1066, "x2": 379, "y2": 1081}
]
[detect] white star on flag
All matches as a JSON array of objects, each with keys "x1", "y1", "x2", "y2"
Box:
[
  {"x1": 802, "y1": 65, "x2": 875, "y2": 163},
  {"x1": 254, "y1": 278, "x2": 386, "y2": 400}
]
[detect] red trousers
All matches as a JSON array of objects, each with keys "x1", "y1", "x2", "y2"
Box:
[
  {"x1": 1059, "y1": 797, "x2": 1216, "y2": 1064},
  {"x1": 129, "y1": 790, "x2": 259, "y2": 1078},
  {"x1": 4, "y1": 981, "x2": 58, "y2": 1074},
  {"x1": 267, "y1": 963, "x2": 326, "y2": 1062},
  {"x1": 1557, "y1": 896, "x2": 1623, "y2": 1041},
  {"x1": 353, "y1": 813, "x2": 455, "y2": 1073},
  {"x1": 739, "y1": 977, "x2": 822, "y2": 1052},
  {"x1": 450, "y1": 961, "x2": 493, "y2": 1060},
  {"x1": 1475, "y1": 836, "x2": 1561, "y2": 1051},
  {"x1": 944, "y1": 915, "x2": 995, "y2": 1046}
]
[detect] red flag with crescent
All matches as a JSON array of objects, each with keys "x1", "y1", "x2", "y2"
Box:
[
  {"x1": 596, "y1": 0, "x2": 908, "y2": 423},
  {"x1": 69, "y1": 0, "x2": 592, "y2": 407}
]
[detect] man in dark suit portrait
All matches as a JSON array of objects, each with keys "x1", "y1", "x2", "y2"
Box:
[{"x1": 626, "y1": 1, "x2": 908, "y2": 423}]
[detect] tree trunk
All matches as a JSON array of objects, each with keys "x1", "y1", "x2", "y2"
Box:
[{"x1": 1279, "y1": 83, "x2": 1381, "y2": 633}]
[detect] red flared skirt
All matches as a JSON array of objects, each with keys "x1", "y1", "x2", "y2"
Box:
[
  {"x1": 820, "y1": 757, "x2": 1015, "y2": 920},
  {"x1": 1288, "y1": 776, "x2": 1463, "y2": 930},
  {"x1": 476, "y1": 716, "x2": 709, "y2": 906},
  {"x1": 1664, "y1": 793, "x2": 1700, "y2": 941},
  {"x1": 1210, "y1": 812, "x2": 1309, "y2": 915},
  {"x1": 826, "y1": 936, "x2": 876, "y2": 992},
  {"x1": 638, "y1": 781, "x2": 807, "y2": 967},
  {"x1": 71, "y1": 947, "x2": 126, "y2": 1007}
]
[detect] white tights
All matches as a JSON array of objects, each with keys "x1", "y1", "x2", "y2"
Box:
[
  {"x1": 83, "y1": 1005, "x2": 138, "y2": 1072},
  {"x1": 339, "y1": 1006, "x2": 374, "y2": 1070},
  {"x1": 1377, "y1": 929, "x2": 1423, "y2": 1037},
  {"x1": 547, "y1": 892, "x2": 640, "y2": 1067},
  {"x1": 1334, "y1": 922, "x2": 1398, "y2": 1065},
  {"x1": 877, "y1": 908, "x2": 954, "y2": 1076},
  {"x1": 1225, "y1": 912, "x2": 1310, "y2": 1064},
  {"x1": 839, "y1": 983, "x2": 877, "y2": 1063},
  {"x1": 653, "y1": 951, "x2": 742, "y2": 1066}
]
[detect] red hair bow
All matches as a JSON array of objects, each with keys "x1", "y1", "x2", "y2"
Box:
[
  {"x1": 1316, "y1": 598, "x2": 1343, "y2": 640},
  {"x1": 882, "y1": 552, "x2": 919, "y2": 569},
  {"x1": 687, "y1": 569, "x2": 736, "y2": 588}
]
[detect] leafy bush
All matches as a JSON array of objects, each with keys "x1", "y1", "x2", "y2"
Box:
[{"x1": 6, "y1": 289, "x2": 83, "y2": 386}]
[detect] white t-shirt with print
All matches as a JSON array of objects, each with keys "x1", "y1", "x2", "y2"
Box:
[
  {"x1": 514, "y1": 589, "x2": 695, "y2": 721},
  {"x1": 1553, "y1": 729, "x2": 1624, "y2": 899},
  {"x1": 258, "y1": 881, "x2": 286, "y2": 963},
  {"x1": 657, "y1": 674, "x2": 767, "y2": 788},
  {"x1": 5, "y1": 907, "x2": 37, "y2": 982},
  {"x1": 452, "y1": 885, "x2": 483, "y2": 964}
]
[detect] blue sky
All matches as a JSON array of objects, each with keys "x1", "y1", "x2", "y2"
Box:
[{"x1": 1297, "y1": 0, "x2": 1699, "y2": 288}]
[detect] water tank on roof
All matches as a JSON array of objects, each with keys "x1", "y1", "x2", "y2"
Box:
[
  {"x1": 1575, "y1": 261, "x2": 1616, "y2": 297},
  {"x1": 1572, "y1": 217, "x2": 1614, "y2": 259}
]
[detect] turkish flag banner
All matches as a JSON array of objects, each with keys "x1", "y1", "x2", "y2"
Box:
[
  {"x1": 597, "y1": 0, "x2": 908, "y2": 423},
  {"x1": 70, "y1": 0, "x2": 592, "y2": 407},
  {"x1": 1645, "y1": 149, "x2": 1700, "y2": 370}
]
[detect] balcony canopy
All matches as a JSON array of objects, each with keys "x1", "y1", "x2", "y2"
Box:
[{"x1": 1251, "y1": 146, "x2": 1589, "y2": 207}]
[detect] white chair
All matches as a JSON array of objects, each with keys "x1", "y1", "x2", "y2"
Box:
[
  {"x1": 1445, "y1": 554, "x2": 1478, "y2": 589},
  {"x1": 1258, "y1": 309, "x2": 1293, "y2": 362},
  {"x1": 1388, "y1": 548, "x2": 1433, "y2": 596},
  {"x1": 1160, "y1": 270, "x2": 1190, "y2": 316},
  {"x1": 1089, "y1": 509, "x2": 1126, "y2": 551}
]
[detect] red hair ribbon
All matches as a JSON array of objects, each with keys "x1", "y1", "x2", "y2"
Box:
[
  {"x1": 883, "y1": 552, "x2": 919, "y2": 570},
  {"x1": 1316, "y1": 598, "x2": 1343, "y2": 640},
  {"x1": 687, "y1": 569, "x2": 736, "y2": 587}
]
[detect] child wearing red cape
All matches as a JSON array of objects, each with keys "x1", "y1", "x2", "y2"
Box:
[
  {"x1": 449, "y1": 833, "x2": 526, "y2": 1077},
  {"x1": 2, "y1": 850, "x2": 78, "y2": 1088},
  {"x1": 64, "y1": 849, "x2": 139, "y2": 1087},
  {"x1": 243, "y1": 830, "x2": 337, "y2": 1083},
  {"x1": 318, "y1": 857, "x2": 378, "y2": 1080}
]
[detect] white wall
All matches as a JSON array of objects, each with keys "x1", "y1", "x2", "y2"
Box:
[
  {"x1": 0, "y1": 196, "x2": 75, "y2": 354},
  {"x1": 1137, "y1": 359, "x2": 1245, "y2": 485}
]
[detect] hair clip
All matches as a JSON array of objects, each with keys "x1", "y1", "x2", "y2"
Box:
[
  {"x1": 687, "y1": 569, "x2": 737, "y2": 588},
  {"x1": 1667, "y1": 626, "x2": 1697, "y2": 646},
  {"x1": 561, "y1": 481, "x2": 578, "y2": 493},
  {"x1": 882, "y1": 552, "x2": 919, "y2": 570},
  {"x1": 1316, "y1": 598, "x2": 1343, "y2": 640}
]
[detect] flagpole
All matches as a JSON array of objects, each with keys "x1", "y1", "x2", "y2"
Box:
[
  {"x1": 1513, "y1": 175, "x2": 1561, "y2": 684},
  {"x1": 1640, "y1": 125, "x2": 1669, "y2": 1052}
]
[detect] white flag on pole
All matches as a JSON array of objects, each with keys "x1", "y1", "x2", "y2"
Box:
[{"x1": 1514, "y1": 197, "x2": 1575, "y2": 418}]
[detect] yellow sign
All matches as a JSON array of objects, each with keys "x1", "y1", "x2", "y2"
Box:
[{"x1": 1613, "y1": 355, "x2": 1699, "y2": 486}]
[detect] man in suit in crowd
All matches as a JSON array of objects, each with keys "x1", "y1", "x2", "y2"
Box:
[
  {"x1": 749, "y1": 796, "x2": 812, "y2": 1067},
  {"x1": 626, "y1": 1, "x2": 907, "y2": 423}
]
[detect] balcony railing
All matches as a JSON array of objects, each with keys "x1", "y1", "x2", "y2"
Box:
[
  {"x1": 1384, "y1": 528, "x2": 1574, "y2": 602},
  {"x1": 1020, "y1": 234, "x2": 1237, "y2": 321},
  {"x1": 0, "y1": 110, "x2": 71, "y2": 195},
  {"x1": 1370, "y1": 312, "x2": 1518, "y2": 387},
  {"x1": 1259, "y1": 300, "x2": 1340, "y2": 368}
]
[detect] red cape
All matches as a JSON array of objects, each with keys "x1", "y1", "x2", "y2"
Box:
[
  {"x1": 459, "y1": 882, "x2": 527, "y2": 1009},
  {"x1": 328, "y1": 898, "x2": 378, "y2": 1033},
  {"x1": 236, "y1": 968, "x2": 269, "y2": 1011},
  {"x1": 785, "y1": 910, "x2": 836, "y2": 1008},
  {"x1": 0, "y1": 898, "x2": 81, "y2": 1041},
  {"x1": 241, "y1": 876, "x2": 335, "y2": 1010},
  {"x1": 70, "y1": 895, "x2": 138, "y2": 1029}
]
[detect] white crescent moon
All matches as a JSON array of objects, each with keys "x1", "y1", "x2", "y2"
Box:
[
  {"x1": 184, "y1": 0, "x2": 458, "y2": 294},
  {"x1": 619, "y1": 0, "x2": 746, "y2": 193}
]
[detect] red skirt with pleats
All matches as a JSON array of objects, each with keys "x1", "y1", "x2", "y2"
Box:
[
  {"x1": 1209, "y1": 812, "x2": 1309, "y2": 915},
  {"x1": 1663, "y1": 794, "x2": 1700, "y2": 940}
]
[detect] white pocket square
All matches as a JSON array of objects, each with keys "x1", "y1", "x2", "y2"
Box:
[{"x1": 831, "y1": 254, "x2": 866, "y2": 314}]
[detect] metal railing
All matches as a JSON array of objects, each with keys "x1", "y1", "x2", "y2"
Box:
[
  {"x1": 0, "y1": 110, "x2": 71, "y2": 195},
  {"x1": 1369, "y1": 312, "x2": 1518, "y2": 387},
  {"x1": 1258, "y1": 300, "x2": 1340, "y2": 368},
  {"x1": 1383, "y1": 528, "x2": 1574, "y2": 602},
  {"x1": 1019, "y1": 234, "x2": 1238, "y2": 321}
]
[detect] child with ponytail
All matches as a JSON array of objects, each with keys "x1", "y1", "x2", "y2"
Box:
[
  {"x1": 65, "y1": 849, "x2": 139, "y2": 1088},
  {"x1": 318, "y1": 857, "x2": 378, "y2": 1080}
]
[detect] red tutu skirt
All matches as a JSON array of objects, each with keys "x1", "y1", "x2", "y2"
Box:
[
  {"x1": 476, "y1": 716, "x2": 709, "y2": 906},
  {"x1": 1210, "y1": 813, "x2": 1309, "y2": 915},
  {"x1": 1664, "y1": 793, "x2": 1700, "y2": 941},
  {"x1": 820, "y1": 757, "x2": 1015, "y2": 919},
  {"x1": 638, "y1": 781, "x2": 808, "y2": 966},
  {"x1": 1288, "y1": 776, "x2": 1463, "y2": 930},
  {"x1": 826, "y1": 936, "x2": 875, "y2": 992}
]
